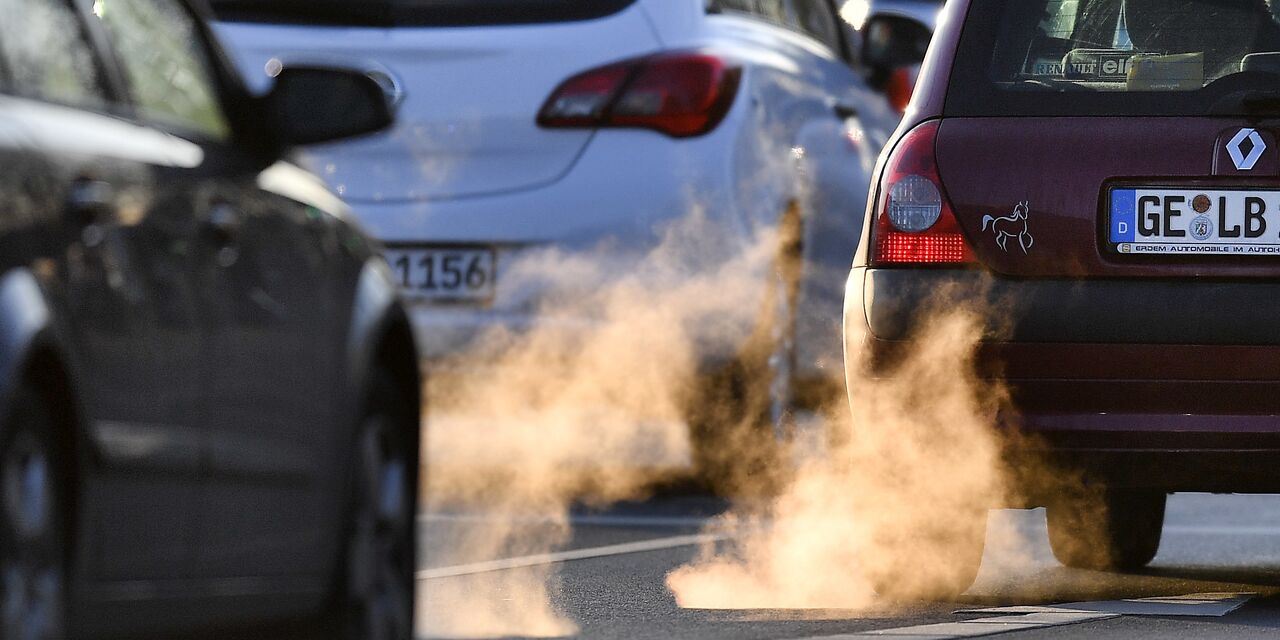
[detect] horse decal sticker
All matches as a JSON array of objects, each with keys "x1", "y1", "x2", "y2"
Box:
[{"x1": 982, "y1": 201, "x2": 1034, "y2": 254}]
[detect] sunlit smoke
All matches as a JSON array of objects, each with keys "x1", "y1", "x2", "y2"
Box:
[
  {"x1": 419, "y1": 208, "x2": 786, "y2": 637},
  {"x1": 667, "y1": 291, "x2": 1021, "y2": 609},
  {"x1": 417, "y1": 200, "x2": 1030, "y2": 636}
]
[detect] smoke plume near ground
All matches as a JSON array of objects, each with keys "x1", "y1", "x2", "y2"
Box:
[
  {"x1": 667, "y1": 300, "x2": 1022, "y2": 609},
  {"x1": 419, "y1": 210, "x2": 783, "y2": 637},
  {"x1": 416, "y1": 202, "x2": 1031, "y2": 635}
]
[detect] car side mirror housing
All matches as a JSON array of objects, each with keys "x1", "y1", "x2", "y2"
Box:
[
  {"x1": 861, "y1": 15, "x2": 932, "y2": 79},
  {"x1": 265, "y1": 64, "x2": 394, "y2": 147}
]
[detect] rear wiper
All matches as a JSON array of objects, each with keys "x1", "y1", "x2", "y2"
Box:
[
  {"x1": 1243, "y1": 93, "x2": 1280, "y2": 115},
  {"x1": 1208, "y1": 90, "x2": 1280, "y2": 116},
  {"x1": 1203, "y1": 70, "x2": 1280, "y2": 115}
]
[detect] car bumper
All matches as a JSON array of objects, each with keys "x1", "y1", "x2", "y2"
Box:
[{"x1": 845, "y1": 267, "x2": 1280, "y2": 493}]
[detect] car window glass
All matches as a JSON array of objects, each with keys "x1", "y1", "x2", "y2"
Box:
[
  {"x1": 950, "y1": 0, "x2": 1280, "y2": 116},
  {"x1": 757, "y1": 0, "x2": 791, "y2": 25},
  {"x1": 211, "y1": 0, "x2": 639, "y2": 26},
  {"x1": 711, "y1": 0, "x2": 756, "y2": 14},
  {"x1": 790, "y1": 0, "x2": 842, "y2": 51},
  {"x1": 991, "y1": 0, "x2": 1280, "y2": 92},
  {"x1": 0, "y1": 0, "x2": 107, "y2": 108},
  {"x1": 710, "y1": 0, "x2": 797, "y2": 28},
  {"x1": 94, "y1": 0, "x2": 231, "y2": 140}
]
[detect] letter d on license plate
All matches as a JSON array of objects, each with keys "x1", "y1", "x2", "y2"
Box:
[
  {"x1": 1109, "y1": 187, "x2": 1280, "y2": 255},
  {"x1": 384, "y1": 246, "x2": 496, "y2": 302}
]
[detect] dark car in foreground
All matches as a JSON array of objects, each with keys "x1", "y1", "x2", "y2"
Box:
[
  {"x1": 846, "y1": 0, "x2": 1280, "y2": 595},
  {"x1": 0, "y1": 0, "x2": 420, "y2": 637}
]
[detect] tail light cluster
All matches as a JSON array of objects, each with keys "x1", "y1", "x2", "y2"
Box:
[
  {"x1": 870, "y1": 120, "x2": 974, "y2": 265},
  {"x1": 538, "y1": 52, "x2": 741, "y2": 138}
]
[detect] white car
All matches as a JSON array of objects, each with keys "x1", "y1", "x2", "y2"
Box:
[{"x1": 212, "y1": 0, "x2": 896, "y2": 436}]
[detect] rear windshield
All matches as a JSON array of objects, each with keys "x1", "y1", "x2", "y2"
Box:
[
  {"x1": 210, "y1": 0, "x2": 638, "y2": 27},
  {"x1": 948, "y1": 0, "x2": 1280, "y2": 116}
]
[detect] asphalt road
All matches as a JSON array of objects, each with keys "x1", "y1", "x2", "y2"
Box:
[{"x1": 417, "y1": 493, "x2": 1280, "y2": 640}]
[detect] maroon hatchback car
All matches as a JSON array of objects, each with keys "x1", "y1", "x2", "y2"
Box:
[{"x1": 846, "y1": 0, "x2": 1280, "y2": 593}]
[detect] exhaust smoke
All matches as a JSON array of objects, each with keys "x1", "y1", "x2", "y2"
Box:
[
  {"x1": 419, "y1": 210, "x2": 785, "y2": 637},
  {"x1": 419, "y1": 204, "x2": 1034, "y2": 635},
  {"x1": 667, "y1": 295, "x2": 1022, "y2": 609}
]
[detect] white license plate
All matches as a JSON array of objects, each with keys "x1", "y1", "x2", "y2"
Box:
[
  {"x1": 1110, "y1": 187, "x2": 1280, "y2": 255},
  {"x1": 384, "y1": 247, "x2": 495, "y2": 302}
]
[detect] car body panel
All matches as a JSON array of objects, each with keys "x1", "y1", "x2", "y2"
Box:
[
  {"x1": 846, "y1": 266, "x2": 1280, "y2": 494},
  {"x1": 934, "y1": 117, "x2": 1280, "y2": 278},
  {"x1": 894, "y1": 0, "x2": 964, "y2": 125},
  {"x1": 0, "y1": 111, "x2": 56, "y2": 419},
  {"x1": 6, "y1": 94, "x2": 209, "y2": 582},
  {"x1": 214, "y1": 5, "x2": 660, "y2": 203}
]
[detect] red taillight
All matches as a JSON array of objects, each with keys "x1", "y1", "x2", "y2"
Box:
[
  {"x1": 870, "y1": 120, "x2": 975, "y2": 266},
  {"x1": 538, "y1": 52, "x2": 741, "y2": 138}
]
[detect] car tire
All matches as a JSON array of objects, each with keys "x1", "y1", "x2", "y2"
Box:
[
  {"x1": 1046, "y1": 489, "x2": 1165, "y2": 571},
  {"x1": 869, "y1": 506, "x2": 988, "y2": 601},
  {"x1": 687, "y1": 208, "x2": 803, "y2": 496},
  {"x1": 0, "y1": 383, "x2": 69, "y2": 640},
  {"x1": 332, "y1": 369, "x2": 418, "y2": 640}
]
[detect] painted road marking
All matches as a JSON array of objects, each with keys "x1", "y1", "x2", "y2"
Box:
[
  {"x1": 424, "y1": 511, "x2": 1276, "y2": 535},
  {"x1": 794, "y1": 611, "x2": 1117, "y2": 639},
  {"x1": 424, "y1": 509, "x2": 1278, "y2": 535},
  {"x1": 957, "y1": 592, "x2": 1256, "y2": 617},
  {"x1": 418, "y1": 533, "x2": 728, "y2": 580},
  {"x1": 420, "y1": 512, "x2": 714, "y2": 529},
  {"x1": 1165, "y1": 524, "x2": 1280, "y2": 536},
  {"x1": 788, "y1": 593, "x2": 1255, "y2": 640}
]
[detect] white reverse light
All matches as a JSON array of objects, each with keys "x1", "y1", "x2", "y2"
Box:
[{"x1": 887, "y1": 174, "x2": 943, "y2": 232}]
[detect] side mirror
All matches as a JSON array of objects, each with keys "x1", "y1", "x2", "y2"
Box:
[
  {"x1": 265, "y1": 63, "x2": 395, "y2": 147},
  {"x1": 861, "y1": 15, "x2": 932, "y2": 78}
]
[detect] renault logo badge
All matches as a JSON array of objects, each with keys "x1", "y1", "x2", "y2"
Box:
[{"x1": 1227, "y1": 128, "x2": 1266, "y2": 171}]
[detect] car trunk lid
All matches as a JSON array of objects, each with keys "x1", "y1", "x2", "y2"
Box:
[
  {"x1": 213, "y1": 4, "x2": 658, "y2": 203},
  {"x1": 935, "y1": 116, "x2": 1280, "y2": 278}
]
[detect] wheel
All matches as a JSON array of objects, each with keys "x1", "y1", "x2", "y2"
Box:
[
  {"x1": 0, "y1": 385, "x2": 68, "y2": 640},
  {"x1": 1046, "y1": 489, "x2": 1165, "y2": 571},
  {"x1": 869, "y1": 507, "x2": 988, "y2": 601},
  {"x1": 687, "y1": 209, "x2": 803, "y2": 495},
  {"x1": 335, "y1": 370, "x2": 417, "y2": 640}
]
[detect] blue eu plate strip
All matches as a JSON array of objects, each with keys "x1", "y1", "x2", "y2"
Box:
[{"x1": 1111, "y1": 189, "x2": 1136, "y2": 243}]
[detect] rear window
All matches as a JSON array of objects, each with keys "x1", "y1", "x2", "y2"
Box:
[
  {"x1": 948, "y1": 0, "x2": 1280, "y2": 116},
  {"x1": 210, "y1": 0, "x2": 638, "y2": 27}
]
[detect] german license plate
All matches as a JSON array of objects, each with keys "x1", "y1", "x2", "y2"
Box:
[
  {"x1": 384, "y1": 246, "x2": 495, "y2": 302},
  {"x1": 1109, "y1": 187, "x2": 1280, "y2": 255}
]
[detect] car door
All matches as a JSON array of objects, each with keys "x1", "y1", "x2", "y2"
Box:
[
  {"x1": 93, "y1": 0, "x2": 340, "y2": 580},
  {"x1": 0, "y1": 0, "x2": 207, "y2": 581}
]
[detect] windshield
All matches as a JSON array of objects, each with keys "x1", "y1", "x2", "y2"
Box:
[
  {"x1": 949, "y1": 0, "x2": 1280, "y2": 115},
  {"x1": 210, "y1": 0, "x2": 638, "y2": 27}
]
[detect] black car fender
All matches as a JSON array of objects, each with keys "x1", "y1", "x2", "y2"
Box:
[
  {"x1": 315, "y1": 256, "x2": 421, "y2": 585},
  {"x1": 0, "y1": 268, "x2": 81, "y2": 434},
  {"x1": 345, "y1": 257, "x2": 421, "y2": 415},
  {"x1": 0, "y1": 266, "x2": 88, "y2": 547}
]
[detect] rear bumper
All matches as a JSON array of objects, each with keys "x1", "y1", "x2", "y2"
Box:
[
  {"x1": 859, "y1": 268, "x2": 1280, "y2": 345},
  {"x1": 845, "y1": 267, "x2": 1280, "y2": 493}
]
